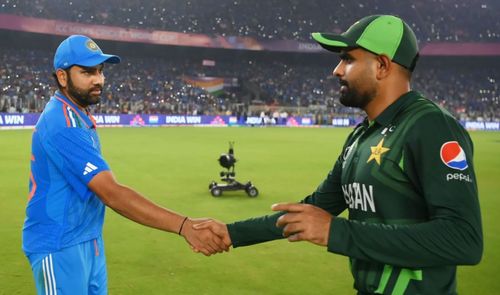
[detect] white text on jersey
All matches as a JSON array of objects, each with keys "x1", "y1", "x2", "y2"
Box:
[{"x1": 341, "y1": 182, "x2": 376, "y2": 213}]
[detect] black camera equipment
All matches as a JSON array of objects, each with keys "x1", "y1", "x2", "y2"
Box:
[{"x1": 208, "y1": 142, "x2": 259, "y2": 197}]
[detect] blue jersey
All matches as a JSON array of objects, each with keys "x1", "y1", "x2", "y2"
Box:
[{"x1": 23, "y1": 91, "x2": 110, "y2": 257}]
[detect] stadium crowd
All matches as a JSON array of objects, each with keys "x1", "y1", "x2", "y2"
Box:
[
  {"x1": 1, "y1": 47, "x2": 498, "y2": 122},
  {"x1": 1, "y1": 0, "x2": 499, "y2": 42}
]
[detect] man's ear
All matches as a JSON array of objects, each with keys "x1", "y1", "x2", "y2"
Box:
[
  {"x1": 56, "y1": 69, "x2": 68, "y2": 88},
  {"x1": 375, "y1": 54, "x2": 392, "y2": 80}
]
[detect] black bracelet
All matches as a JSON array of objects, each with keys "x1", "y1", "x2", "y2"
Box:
[{"x1": 178, "y1": 216, "x2": 188, "y2": 235}]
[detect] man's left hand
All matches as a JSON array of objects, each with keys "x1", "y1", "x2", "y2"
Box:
[{"x1": 272, "y1": 203, "x2": 333, "y2": 246}]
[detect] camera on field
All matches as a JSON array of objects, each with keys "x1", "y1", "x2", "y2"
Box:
[{"x1": 209, "y1": 142, "x2": 259, "y2": 197}]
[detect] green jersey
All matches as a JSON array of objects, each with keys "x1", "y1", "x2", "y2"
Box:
[{"x1": 227, "y1": 91, "x2": 483, "y2": 295}]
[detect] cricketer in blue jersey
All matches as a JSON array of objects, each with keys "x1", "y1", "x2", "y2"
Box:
[{"x1": 23, "y1": 35, "x2": 228, "y2": 295}]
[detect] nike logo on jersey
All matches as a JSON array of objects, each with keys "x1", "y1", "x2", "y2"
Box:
[{"x1": 83, "y1": 162, "x2": 98, "y2": 175}]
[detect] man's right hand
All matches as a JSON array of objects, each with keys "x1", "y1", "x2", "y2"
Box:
[
  {"x1": 180, "y1": 218, "x2": 230, "y2": 256},
  {"x1": 192, "y1": 219, "x2": 232, "y2": 252}
]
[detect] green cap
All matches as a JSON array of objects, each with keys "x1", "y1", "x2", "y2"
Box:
[{"x1": 312, "y1": 15, "x2": 419, "y2": 71}]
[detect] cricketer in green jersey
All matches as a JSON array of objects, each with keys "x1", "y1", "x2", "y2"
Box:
[{"x1": 194, "y1": 15, "x2": 483, "y2": 294}]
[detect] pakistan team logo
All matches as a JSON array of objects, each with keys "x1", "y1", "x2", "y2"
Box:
[{"x1": 367, "y1": 138, "x2": 390, "y2": 165}]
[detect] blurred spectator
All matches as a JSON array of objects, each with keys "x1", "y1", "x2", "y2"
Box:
[
  {"x1": 0, "y1": 47, "x2": 498, "y2": 120},
  {"x1": 1, "y1": 0, "x2": 499, "y2": 42}
]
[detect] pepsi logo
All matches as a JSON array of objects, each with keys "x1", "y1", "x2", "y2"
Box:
[{"x1": 440, "y1": 141, "x2": 468, "y2": 170}]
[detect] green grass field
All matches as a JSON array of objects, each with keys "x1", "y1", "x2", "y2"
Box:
[{"x1": 1, "y1": 127, "x2": 499, "y2": 294}]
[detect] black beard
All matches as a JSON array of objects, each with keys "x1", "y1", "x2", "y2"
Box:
[
  {"x1": 67, "y1": 76, "x2": 102, "y2": 107},
  {"x1": 339, "y1": 83, "x2": 375, "y2": 109}
]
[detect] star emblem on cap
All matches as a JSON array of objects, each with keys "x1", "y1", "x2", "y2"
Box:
[{"x1": 367, "y1": 138, "x2": 390, "y2": 165}]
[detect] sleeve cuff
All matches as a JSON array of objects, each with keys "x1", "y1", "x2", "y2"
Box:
[
  {"x1": 226, "y1": 213, "x2": 286, "y2": 248},
  {"x1": 327, "y1": 217, "x2": 349, "y2": 255},
  {"x1": 227, "y1": 222, "x2": 243, "y2": 248}
]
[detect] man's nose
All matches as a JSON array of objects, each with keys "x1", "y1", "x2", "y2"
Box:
[{"x1": 333, "y1": 61, "x2": 344, "y2": 78}]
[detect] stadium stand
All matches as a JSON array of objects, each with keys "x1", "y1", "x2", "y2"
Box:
[
  {"x1": 0, "y1": 46, "x2": 498, "y2": 121},
  {"x1": 0, "y1": 0, "x2": 498, "y2": 122},
  {"x1": 1, "y1": 0, "x2": 499, "y2": 42}
]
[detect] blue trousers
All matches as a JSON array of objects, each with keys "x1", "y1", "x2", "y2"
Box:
[{"x1": 28, "y1": 236, "x2": 107, "y2": 295}]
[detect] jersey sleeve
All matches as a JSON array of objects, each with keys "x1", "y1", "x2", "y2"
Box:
[
  {"x1": 327, "y1": 112, "x2": 483, "y2": 267},
  {"x1": 227, "y1": 213, "x2": 285, "y2": 247},
  {"x1": 44, "y1": 127, "x2": 110, "y2": 200}
]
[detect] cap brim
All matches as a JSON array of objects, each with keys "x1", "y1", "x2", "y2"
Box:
[
  {"x1": 75, "y1": 54, "x2": 121, "y2": 67},
  {"x1": 311, "y1": 32, "x2": 355, "y2": 52}
]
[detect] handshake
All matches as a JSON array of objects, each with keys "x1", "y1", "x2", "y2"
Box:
[
  {"x1": 180, "y1": 218, "x2": 231, "y2": 256},
  {"x1": 178, "y1": 202, "x2": 334, "y2": 256}
]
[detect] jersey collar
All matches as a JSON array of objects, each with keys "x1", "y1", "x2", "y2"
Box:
[
  {"x1": 53, "y1": 90, "x2": 97, "y2": 129},
  {"x1": 373, "y1": 91, "x2": 422, "y2": 127}
]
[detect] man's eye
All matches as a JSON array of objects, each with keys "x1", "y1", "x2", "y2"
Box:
[{"x1": 340, "y1": 55, "x2": 352, "y2": 62}]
